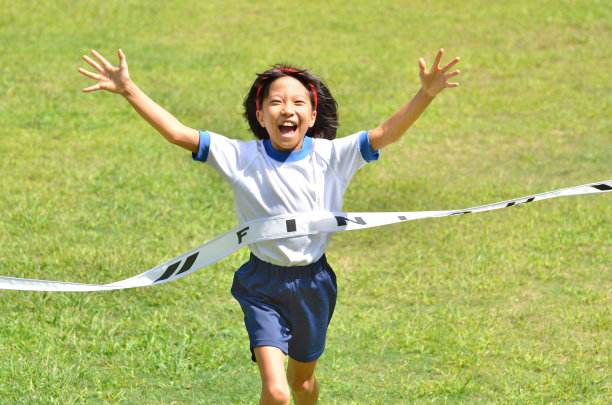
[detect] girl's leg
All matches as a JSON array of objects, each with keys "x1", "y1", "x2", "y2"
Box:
[
  {"x1": 287, "y1": 357, "x2": 319, "y2": 405},
  {"x1": 254, "y1": 346, "x2": 290, "y2": 405}
]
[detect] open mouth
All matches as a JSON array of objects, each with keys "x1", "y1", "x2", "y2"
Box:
[{"x1": 279, "y1": 122, "x2": 298, "y2": 136}]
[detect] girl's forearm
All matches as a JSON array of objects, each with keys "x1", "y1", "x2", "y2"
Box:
[
  {"x1": 122, "y1": 81, "x2": 199, "y2": 153},
  {"x1": 368, "y1": 87, "x2": 434, "y2": 151}
]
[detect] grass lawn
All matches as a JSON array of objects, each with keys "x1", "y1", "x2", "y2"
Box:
[{"x1": 0, "y1": 0, "x2": 610, "y2": 403}]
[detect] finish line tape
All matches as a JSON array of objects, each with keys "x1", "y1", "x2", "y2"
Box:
[{"x1": 1, "y1": 180, "x2": 610, "y2": 292}]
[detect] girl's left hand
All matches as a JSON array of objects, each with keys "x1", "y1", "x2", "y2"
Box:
[
  {"x1": 419, "y1": 49, "x2": 460, "y2": 98},
  {"x1": 79, "y1": 49, "x2": 132, "y2": 95}
]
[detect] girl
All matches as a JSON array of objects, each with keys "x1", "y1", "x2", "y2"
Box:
[{"x1": 79, "y1": 49, "x2": 460, "y2": 405}]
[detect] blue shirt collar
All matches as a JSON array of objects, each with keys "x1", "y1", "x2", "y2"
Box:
[{"x1": 263, "y1": 136, "x2": 313, "y2": 163}]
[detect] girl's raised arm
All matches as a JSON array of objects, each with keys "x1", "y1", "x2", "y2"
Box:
[
  {"x1": 79, "y1": 49, "x2": 199, "y2": 153},
  {"x1": 368, "y1": 49, "x2": 460, "y2": 151}
]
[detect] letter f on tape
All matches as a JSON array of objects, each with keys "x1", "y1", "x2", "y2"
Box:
[{"x1": 0, "y1": 180, "x2": 610, "y2": 292}]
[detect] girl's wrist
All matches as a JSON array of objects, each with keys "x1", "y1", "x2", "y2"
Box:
[
  {"x1": 420, "y1": 86, "x2": 437, "y2": 101},
  {"x1": 120, "y1": 80, "x2": 138, "y2": 98}
]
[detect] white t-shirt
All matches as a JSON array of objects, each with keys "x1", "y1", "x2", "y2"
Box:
[{"x1": 193, "y1": 131, "x2": 379, "y2": 266}]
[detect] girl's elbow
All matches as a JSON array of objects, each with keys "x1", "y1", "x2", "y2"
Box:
[
  {"x1": 368, "y1": 127, "x2": 383, "y2": 151},
  {"x1": 165, "y1": 125, "x2": 193, "y2": 143}
]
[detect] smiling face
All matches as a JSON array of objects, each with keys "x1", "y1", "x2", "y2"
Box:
[{"x1": 256, "y1": 76, "x2": 317, "y2": 152}]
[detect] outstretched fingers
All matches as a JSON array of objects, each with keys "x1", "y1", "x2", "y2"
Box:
[
  {"x1": 89, "y1": 49, "x2": 114, "y2": 71},
  {"x1": 82, "y1": 53, "x2": 104, "y2": 73},
  {"x1": 441, "y1": 56, "x2": 461, "y2": 73},
  {"x1": 78, "y1": 67, "x2": 102, "y2": 92},
  {"x1": 420, "y1": 49, "x2": 459, "y2": 75},
  {"x1": 419, "y1": 49, "x2": 461, "y2": 97},
  {"x1": 81, "y1": 83, "x2": 101, "y2": 93},
  {"x1": 418, "y1": 57, "x2": 427, "y2": 74},
  {"x1": 79, "y1": 49, "x2": 131, "y2": 94},
  {"x1": 78, "y1": 66, "x2": 98, "y2": 80},
  {"x1": 118, "y1": 49, "x2": 127, "y2": 69},
  {"x1": 444, "y1": 70, "x2": 461, "y2": 87},
  {"x1": 432, "y1": 48, "x2": 444, "y2": 70},
  {"x1": 79, "y1": 54, "x2": 104, "y2": 92}
]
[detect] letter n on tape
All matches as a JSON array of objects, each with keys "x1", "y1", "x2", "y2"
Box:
[{"x1": 335, "y1": 216, "x2": 366, "y2": 226}]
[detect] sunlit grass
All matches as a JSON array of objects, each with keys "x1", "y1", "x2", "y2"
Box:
[{"x1": 0, "y1": 0, "x2": 610, "y2": 403}]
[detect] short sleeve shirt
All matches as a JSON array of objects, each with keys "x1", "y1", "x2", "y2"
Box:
[{"x1": 193, "y1": 131, "x2": 379, "y2": 266}]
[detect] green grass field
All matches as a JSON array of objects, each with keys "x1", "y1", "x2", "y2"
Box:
[{"x1": 1, "y1": 0, "x2": 610, "y2": 403}]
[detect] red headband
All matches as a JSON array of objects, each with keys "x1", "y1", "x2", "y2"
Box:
[{"x1": 255, "y1": 68, "x2": 318, "y2": 112}]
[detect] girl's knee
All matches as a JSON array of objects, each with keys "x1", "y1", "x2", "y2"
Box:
[
  {"x1": 288, "y1": 375, "x2": 318, "y2": 395},
  {"x1": 261, "y1": 383, "x2": 290, "y2": 405}
]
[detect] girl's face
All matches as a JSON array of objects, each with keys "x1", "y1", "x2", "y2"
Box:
[{"x1": 256, "y1": 76, "x2": 317, "y2": 152}]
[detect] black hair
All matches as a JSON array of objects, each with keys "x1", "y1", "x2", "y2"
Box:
[{"x1": 243, "y1": 64, "x2": 338, "y2": 141}]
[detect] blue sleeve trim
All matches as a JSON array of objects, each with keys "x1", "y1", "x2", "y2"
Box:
[
  {"x1": 192, "y1": 130, "x2": 211, "y2": 162},
  {"x1": 358, "y1": 130, "x2": 380, "y2": 162}
]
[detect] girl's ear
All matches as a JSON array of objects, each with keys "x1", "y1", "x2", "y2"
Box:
[
  {"x1": 256, "y1": 110, "x2": 266, "y2": 127},
  {"x1": 309, "y1": 110, "x2": 317, "y2": 127}
]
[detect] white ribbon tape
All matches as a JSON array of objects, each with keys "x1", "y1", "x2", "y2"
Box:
[{"x1": 1, "y1": 180, "x2": 610, "y2": 292}]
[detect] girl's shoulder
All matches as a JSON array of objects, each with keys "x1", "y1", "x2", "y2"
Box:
[
  {"x1": 312, "y1": 132, "x2": 360, "y2": 160},
  {"x1": 209, "y1": 131, "x2": 261, "y2": 152},
  {"x1": 313, "y1": 131, "x2": 378, "y2": 164},
  {"x1": 313, "y1": 131, "x2": 363, "y2": 149}
]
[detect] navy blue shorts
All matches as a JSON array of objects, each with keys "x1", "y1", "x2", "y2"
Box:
[{"x1": 231, "y1": 253, "x2": 337, "y2": 363}]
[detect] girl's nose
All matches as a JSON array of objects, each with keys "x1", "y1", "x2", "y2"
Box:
[{"x1": 282, "y1": 103, "x2": 294, "y2": 115}]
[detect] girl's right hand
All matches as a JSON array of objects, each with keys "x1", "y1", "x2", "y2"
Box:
[{"x1": 79, "y1": 49, "x2": 131, "y2": 95}]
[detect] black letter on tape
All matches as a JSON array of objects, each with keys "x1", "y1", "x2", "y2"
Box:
[
  {"x1": 286, "y1": 219, "x2": 297, "y2": 232},
  {"x1": 593, "y1": 184, "x2": 612, "y2": 191},
  {"x1": 450, "y1": 211, "x2": 472, "y2": 216},
  {"x1": 155, "y1": 261, "x2": 182, "y2": 283},
  {"x1": 176, "y1": 252, "x2": 199, "y2": 276},
  {"x1": 237, "y1": 227, "x2": 249, "y2": 244},
  {"x1": 335, "y1": 216, "x2": 367, "y2": 226},
  {"x1": 507, "y1": 196, "x2": 535, "y2": 208},
  {"x1": 154, "y1": 252, "x2": 200, "y2": 283}
]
